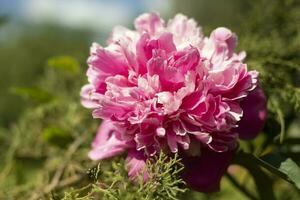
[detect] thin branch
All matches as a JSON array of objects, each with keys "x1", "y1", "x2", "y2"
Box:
[{"x1": 29, "y1": 134, "x2": 85, "y2": 200}]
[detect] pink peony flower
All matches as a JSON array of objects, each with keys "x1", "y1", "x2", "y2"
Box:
[{"x1": 81, "y1": 12, "x2": 267, "y2": 192}]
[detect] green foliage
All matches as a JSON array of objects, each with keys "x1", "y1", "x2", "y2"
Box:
[
  {"x1": 0, "y1": 56, "x2": 96, "y2": 199},
  {"x1": 279, "y1": 158, "x2": 300, "y2": 189},
  {"x1": 142, "y1": 153, "x2": 186, "y2": 200},
  {"x1": 47, "y1": 56, "x2": 80, "y2": 75},
  {"x1": 11, "y1": 87, "x2": 55, "y2": 104},
  {"x1": 41, "y1": 127, "x2": 73, "y2": 148},
  {"x1": 53, "y1": 153, "x2": 186, "y2": 200},
  {"x1": 1, "y1": 0, "x2": 300, "y2": 199},
  {"x1": 0, "y1": 24, "x2": 91, "y2": 127}
]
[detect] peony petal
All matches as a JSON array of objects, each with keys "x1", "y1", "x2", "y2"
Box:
[
  {"x1": 80, "y1": 84, "x2": 99, "y2": 109},
  {"x1": 167, "y1": 14, "x2": 203, "y2": 49},
  {"x1": 125, "y1": 150, "x2": 149, "y2": 181},
  {"x1": 134, "y1": 12, "x2": 164, "y2": 36},
  {"x1": 167, "y1": 130, "x2": 179, "y2": 153},
  {"x1": 136, "y1": 32, "x2": 176, "y2": 70},
  {"x1": 211, "y1": 27, "x2": 237, "y2": 58},
  {"x1": 181, "y1": 147, "x2": 236, "y2": 193},
  {"x1": 88, "y1": 120, "x2": 128, "y2": 160},
  {"x1": 88, "y1": 43, "x2": 128, "y2": 76},
  {"x1": 201, "y1": 27, "x2": 237, "y2": 68},
  {"x1": 235, "y1": 87, "x2": 267, "y2": 140},
  {"x1": 156, "y1": 91, "x2": 182, "y2": 114}
]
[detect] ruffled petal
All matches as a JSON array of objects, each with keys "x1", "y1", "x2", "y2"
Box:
[
  {"x1": 167, "y1": 13, "x2": 203, "y2": 49},
  {"x1": 201, "y1": 27, "x2": 237, "y2": 66},
  {"x1": 134, "y1": 12, "x2": 164, "y2": 36},
  {"x1": 88, "y1": 120, "x2": 128, "y2": 160},
  {"x1": 125, "y1": 150, "x2": 149, "y2": 181},
  {"x1": 136, "y1": 32, "x2": 176, "y2": 74},
  {"x1": 80, "y1": 84, "x2": 99, "y2": 109},
  {"x1": 88, "y1": 43, "x2": 128, "y2": 76}
]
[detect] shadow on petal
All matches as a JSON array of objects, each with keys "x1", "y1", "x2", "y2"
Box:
[{"x1": 181, "y1": 147, "x2": 236, "y2": 193}]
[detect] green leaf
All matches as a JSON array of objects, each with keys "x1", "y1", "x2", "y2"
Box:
[
  {"x1": 279, "y1": 158, "x2": 300, "y2": 189},
  {"x1": 233, "y1": 151, "x2": 276, "y2": 200},
  {"x1": 10, "y1": 87, "x2": 54, "y2": 103},
  {"x1": 259, "y1": 152, "x2": 290, "y2": 180},
  {"x1": 269, "y1": 98, "x2": 285, "y2": 143},
  {"x1": 41, "y1": 126, "x2": 73, "y2": 148},
  {"x1": 237, "y1": 151, "x2": 300, "y2": 190},
  {"x1": 47, "y1": 56, "x2": 80, "y2": 75}
]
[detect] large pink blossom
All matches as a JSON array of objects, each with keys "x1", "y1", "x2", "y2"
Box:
[{"x1": 81, "y1": 13, "x2": 266, "y2": 192}]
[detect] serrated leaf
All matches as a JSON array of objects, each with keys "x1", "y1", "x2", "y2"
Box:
[{"x1": 279, "y1": 158, "x2": 300, "y2": 189}]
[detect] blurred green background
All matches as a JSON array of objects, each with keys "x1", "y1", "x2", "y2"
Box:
[{"x1": 1, "y1": 0, "x2": 300, "y2": 199}]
